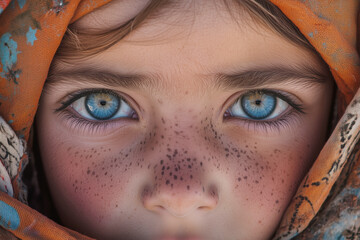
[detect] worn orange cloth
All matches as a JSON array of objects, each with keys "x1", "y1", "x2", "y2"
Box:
[{"x1": 0, "y1": 0, "x2": 359, "y2": 239}]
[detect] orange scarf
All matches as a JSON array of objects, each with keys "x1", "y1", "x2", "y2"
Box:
[{"x1": 0, "y1": 0, "x2": 359, "y2": 239}]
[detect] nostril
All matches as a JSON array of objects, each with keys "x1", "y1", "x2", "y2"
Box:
[
  {"x1": 197, "y1": 206, "x2": 211, "y2": 211},
  {"x1": 150, "y1": 205, "x2": 166, "y2": 214},
  {"x1": 142, "y1": 184, "x2": 219, "y2": 217}
]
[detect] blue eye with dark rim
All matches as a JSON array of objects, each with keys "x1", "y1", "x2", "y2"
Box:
[
  {"x1": 225, "y1": 90, "x2": 298, "y2": 121},
  {"x1": 85, "y1": 92, "x2": 120, "y2": 120},
  {"x1": 241, "y1": 91, "x2": 277, "y2": 119},
  {"x1": 56, "y1": 89, "x2": 137, "y2": 121}
]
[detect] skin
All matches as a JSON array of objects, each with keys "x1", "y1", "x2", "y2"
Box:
[{"x1": 35, "y1": 1, "x2": 334, "y2": 239}]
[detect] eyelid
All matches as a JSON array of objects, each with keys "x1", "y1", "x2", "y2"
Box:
[
  {"x1": 54, "y1": 88, "x2": 141, "y2": 118},
  {"x1": 223, "y1": 89, "x2": 305, "y2": 118}
]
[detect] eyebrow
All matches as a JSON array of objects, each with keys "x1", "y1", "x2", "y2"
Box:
[
  {"x1": 45, "y1": 64, "x2": 329, "y2": 91},
  {"x1": 214, "y1": 65, "x2": 329, "y2": 90}
]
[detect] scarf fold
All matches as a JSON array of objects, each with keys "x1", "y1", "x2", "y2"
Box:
[{"x1": 0, "y1": 0, "x2": 359, "y2": 239}]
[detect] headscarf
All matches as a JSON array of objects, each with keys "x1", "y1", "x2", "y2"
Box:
[{"x1": 0, "y1": 0, "x2": 359, "y2": 239}]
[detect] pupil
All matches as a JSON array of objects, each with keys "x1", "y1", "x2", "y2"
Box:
[
  {"x1": 100, "y1": 100, "x2": 107, "y2": 106},
  {"x1": 255, "y1": 100, "x2": 262, "y2": 105}
]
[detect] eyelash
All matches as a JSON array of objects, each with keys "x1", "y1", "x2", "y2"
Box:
[
  {"x1": 54, "y1": 88, "x2": 305, "y2": 133},
  {"x1": 54, "y1": 89, "x2": 137, "y2": 135}
]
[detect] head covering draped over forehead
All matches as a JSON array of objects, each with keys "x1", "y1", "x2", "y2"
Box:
[{"x1": 0, "y1": 0, "x2": 359, "y2": 239}]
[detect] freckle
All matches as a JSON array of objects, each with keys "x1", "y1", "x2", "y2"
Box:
[
  {"x1": 174, "y1": 175, "x2": 177, "y2": 180},
  {"x1": 238, "y1": 177, "x2": 241, "y2": 182},
  {"x1": 244, "y1": 176, "x2": 248, "y2": 180},
  {"x1": 276, "y1": 200, "x2": 279, "y2": 204},
  {"x1": 200, "y1": 162, "x2": 203, "y2": 166},
  {"x1": 190, "y1": 175, "x2": 193, "y2": 179},
  {"x1": 187, "y1": 185, "x2": 190, "y2": 190},
  {"x1": 166, "y1": 180, "x2": 170, "y2": 185}
]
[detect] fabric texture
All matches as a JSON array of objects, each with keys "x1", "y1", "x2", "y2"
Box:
[{"x1": 0, "y1": 0, "x2": 359, "y2": 239}]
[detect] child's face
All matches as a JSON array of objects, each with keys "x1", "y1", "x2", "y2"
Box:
[{"x1": 36, "y1": 1, "x2": 334, "y2": 239}]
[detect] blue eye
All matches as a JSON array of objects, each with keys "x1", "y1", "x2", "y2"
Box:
[
  {"x1": 227, "y1": 91, "x2": 289, "y2": 120},
  {"x1": 71, "y1": 91, "x2": 135, "y2": 121},
  {"x1": 85, "y1": 93, "x2": 120, "y2": 120}
]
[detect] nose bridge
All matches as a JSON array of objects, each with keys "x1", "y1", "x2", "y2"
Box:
[
  {"x1": 142, "y1": 118, "x2": 219, "y2": 217},
  {"x1": 143, "y1": 155, "x2": 218, "y2": 217},
  {"x1": 151, "y1": 112, "x2": 218, "y2": 186},
  {"x1": 158, "y1": 152, "x2": 203, "y2": 192}
]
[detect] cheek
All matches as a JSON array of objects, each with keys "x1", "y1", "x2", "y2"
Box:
[
  {"x1": 37, "y1": 128, "x2": 143, "y2": 229},
  {"x1": 223, "y1": 137, "x2": 316, "y2": 227}
]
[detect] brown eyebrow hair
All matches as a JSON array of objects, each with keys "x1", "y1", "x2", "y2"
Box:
[{"x1": 44, "y1": 64, "x2": 329, "y2": 92}]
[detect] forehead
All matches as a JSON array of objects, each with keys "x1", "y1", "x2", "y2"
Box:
[
  {"x1": 60, "y1": 0, "x2": 327, "y2": 92},
  {"x1": 73, "y1": 0, "x2": 152, "y2": 30},
  {"x1": 72, "y1": 0, "x2": 280, "y2": 42}
]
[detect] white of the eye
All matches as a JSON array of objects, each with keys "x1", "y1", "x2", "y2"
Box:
[
  {"x1": 229, "y1": 97, "x2": 289, "y2": 120},
  {"x1": 71, "y1": 96, "x2": 133, "y2": 120},
  {"x1": 265, "y1": 97, "x2": 289, "y2": 119}
]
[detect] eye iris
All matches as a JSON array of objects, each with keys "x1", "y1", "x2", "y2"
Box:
[
  {"x1": 85, "y1": 93, "x2": 120, "y2": 120},
  {"x1": 241, "y1": 92, "x2": 276, "y2": 119}
]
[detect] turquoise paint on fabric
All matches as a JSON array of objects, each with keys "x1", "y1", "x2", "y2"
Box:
[
  {"x1": 0, "y1": 201, "x2": 20, "y2": 230},
  {"x1": 322, "y1": 42, "x2": 327, "y2": 49},
  {"x1": 26, "y1": 27, "x2": 37, "y2": 46},
  {"x1": 0, "y1": 33, "x2": 20, "y2": 74},
  {"x1": 17, "y1": 0, "x2": 26, "y2": 9}
]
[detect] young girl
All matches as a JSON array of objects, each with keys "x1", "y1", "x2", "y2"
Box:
[{"x1": 0, "y1": 0, "x2": 359, "y2": 239}]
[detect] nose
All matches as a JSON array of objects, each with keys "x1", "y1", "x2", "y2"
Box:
[{"x1": 142, "y1": 182, "x2": 218, "y2": 217}]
